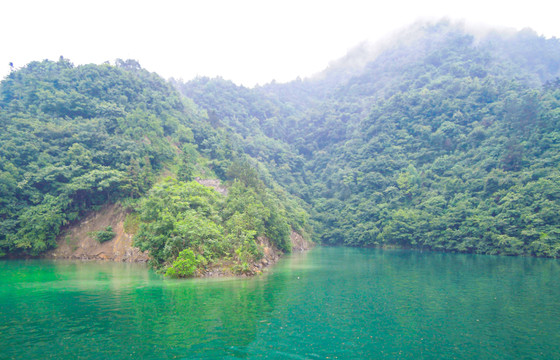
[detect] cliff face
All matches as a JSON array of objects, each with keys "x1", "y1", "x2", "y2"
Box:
[
  {"x1": 290, "y1": 230, "x2": 313, "y2": 252},
  {"x1": 194, "y1": 177, "x2": 229, "y2": 196},
  {"x1": 45, "y1": 203, "x2": 149, "y2": 262}
]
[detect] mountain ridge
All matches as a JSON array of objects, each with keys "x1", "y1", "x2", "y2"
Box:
[{"x1": 177, "y1": 20, "x2": 560, "y2": 257}]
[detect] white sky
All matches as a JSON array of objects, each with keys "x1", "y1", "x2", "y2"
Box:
[{"x1": 1, "y1": 0, "x2": 559, "y2": 87}]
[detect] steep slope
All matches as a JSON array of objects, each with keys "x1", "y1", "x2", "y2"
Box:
[{"x1": 45, "y1": 203, "x2": 149, "y2": 262}]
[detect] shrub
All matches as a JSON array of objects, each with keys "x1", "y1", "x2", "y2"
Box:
[
  {"x1": 94, "y1": 226, "x2": 116, "y2": 243},
  {"x1": 165, "y1": 248, "x2": 205, "y2": 278}
]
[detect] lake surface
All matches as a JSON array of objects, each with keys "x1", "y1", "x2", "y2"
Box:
[{"x1": 1, "y1": 247, "x2": 560, "y2": 359}]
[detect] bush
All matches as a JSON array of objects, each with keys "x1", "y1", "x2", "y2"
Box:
[
  {"x1": 94, "y1": 226, "x2": 116, "y2": 243},
  {"x1": 165, "y1": 249, "x2": 204, "y2": 278},
  {"x1": 232, "y1": 261, "x2": 251, "y2": 275}
]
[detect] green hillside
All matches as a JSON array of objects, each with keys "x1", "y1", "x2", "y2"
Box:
[{"x1": 178, "y1": 21, "x2": 560, "y2": 257}]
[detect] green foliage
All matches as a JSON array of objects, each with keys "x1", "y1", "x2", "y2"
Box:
[
  {"x1": 177, "y1": 143, "x2": 198, "y2": 182},
  {"x1": 165, "y1": 248, "x2": 204, "y2": 278},
  {"x1": 0, "y1": 59, "x2": 209, "y2": 256},
  {"x1": 10, "y1": 21, "x2": 560, "y2": 269},
  {"x1": 123, "y1": 212, "x2": 140, "y2": 234},
  {"x1": 133, "y1": 162, "x2": 301, "y2": 274},
  {"x1": 290, "y1": 25, "x2": 560, "y2": 257},
  {"x1": 8, "y1": 195, "x2": 68, "y2": 255},
  {"x1": 0, "y1": 58, "x2": 309, "y2": 272},
  {"x1": 133, "y1": 178, "x2": 222, "y2": 267},
  {"x1": 94, "y1": 226, "x2": 116, "y2": 243},
  {"x1": 265, "y1": 203, "x2": 292, "y2": 253}
]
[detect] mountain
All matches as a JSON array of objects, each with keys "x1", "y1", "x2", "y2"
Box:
[{"x1": 177, "y1": 20, "x2": 560, "y2": 257}]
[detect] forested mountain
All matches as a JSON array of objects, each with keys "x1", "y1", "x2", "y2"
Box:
[
  {"x1": 2, "y1": 20, "x2": 560, "y2": 264},
  {"x1": 177, "y1": 21, "x2": 560, "y2": 257},
  {"x1": 0, "y1": 58, "x2": 309, "y2": 276}
]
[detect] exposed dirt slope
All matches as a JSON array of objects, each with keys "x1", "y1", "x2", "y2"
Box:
[
  {"x1": 45, "y1": 203, "x2": 149, "y2": 262},
  {"x1": 194, "y1": 177, "x2": 228, "y2": 195}
]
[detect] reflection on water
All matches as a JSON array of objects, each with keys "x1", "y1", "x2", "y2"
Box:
[{"x1": 1, "y1": 248, "x2": 560, "y2": 359}]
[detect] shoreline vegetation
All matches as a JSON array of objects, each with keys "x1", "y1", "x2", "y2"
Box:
[{"x1": 44, "y1": 176, "x2": 313, "y2": 278}]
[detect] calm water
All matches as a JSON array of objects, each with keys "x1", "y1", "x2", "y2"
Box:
[{"x1": 1, "y1": 247, "x2": 560, "y2": 359}]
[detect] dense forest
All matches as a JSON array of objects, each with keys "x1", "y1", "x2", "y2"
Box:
[
  {"x1": 176, "y1": 22, "x2": 560, "y2": 257},
  {"x1": 0, "y1": 58, "x2": 309, "y2": 276},
  {"x1": 1, "y1": 20, "x2": 560, "y2": 267}
]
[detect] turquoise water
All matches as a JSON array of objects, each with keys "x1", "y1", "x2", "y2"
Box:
[{"x1": 1, "y1": 247, "x2": 560, "y2": 359}]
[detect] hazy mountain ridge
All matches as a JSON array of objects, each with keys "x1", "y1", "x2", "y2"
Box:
[{"x1": 180, "y1": 21, "x2": 560, "y2": 257}]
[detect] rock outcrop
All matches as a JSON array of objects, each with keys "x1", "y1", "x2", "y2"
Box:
[
  {"x1": 194, "y1": 177, "x2": 228, "y2": 196},
  {"x1": 290, "y1": 230, "x2": 313, "y2": 252}
]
